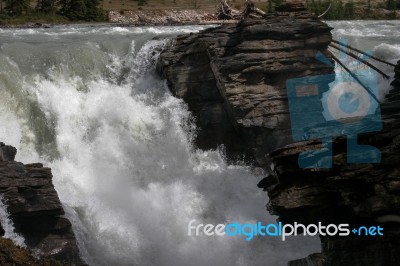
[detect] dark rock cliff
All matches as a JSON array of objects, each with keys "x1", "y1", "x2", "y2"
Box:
[
  {"x1": 158, "y1": 5, "x2": 400, "y2": 266},
  {"x1": 261, "y1": 60, "x2": 400, "y2": 266},
  {"x1": 157, "y1": 12, "x2": 334, "y2": 164},
  {"x1": 0, "y1": 142, "x2": 83, "y2": 265}
]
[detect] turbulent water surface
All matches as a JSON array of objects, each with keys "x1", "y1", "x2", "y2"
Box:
[{"x1": 0, "y1": 21, "x2": 399, "y2": 266}]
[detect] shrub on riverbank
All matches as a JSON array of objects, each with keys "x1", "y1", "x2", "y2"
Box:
[{"x1": 0, "y1": 0, "x2": 106, "y2": 23}]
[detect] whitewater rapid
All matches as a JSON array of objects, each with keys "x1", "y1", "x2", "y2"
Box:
[
  {"x1": 0, "y1": 21, "x2": 399, "y2": 265},
  {"x1": 0, "y1": 25, "x2": 316, "y2": 266},
  {"x1": 329, "y1": 20, "x2": 400, "y2": 100}
]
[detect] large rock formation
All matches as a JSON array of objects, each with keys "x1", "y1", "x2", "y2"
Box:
[
  {"x1": 157, "y1": 10, "x2": 334, "y2": 163},
  {"x1": 158, "y1": 4, "x2": 400, "y2": 266},
  {"x1": 259, "y1": 60, "x2": 400, "y2": 266},
  {"x1": 0, "y1": 142, "x2": 83, "y2": 265}
]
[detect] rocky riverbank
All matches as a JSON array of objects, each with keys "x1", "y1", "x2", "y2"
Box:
[
  {"x1": 0, "y1": 142, "x2": 83, "y2": 265},
  {"x1": 157, "y1": 3, "x2": 400, "y2": 265},
  {"x1": 107, "y1": 8, "x2": 400, "y2": 26},
  {"x1": 108, "y1": 9, "x2": 220, "y2": 26}
]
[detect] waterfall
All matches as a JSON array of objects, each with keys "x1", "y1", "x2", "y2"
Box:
[{"x1": 1, "y1": 22, "x2": 399, "y2": 265}]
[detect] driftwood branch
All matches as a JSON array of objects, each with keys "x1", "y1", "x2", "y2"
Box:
[
  {"x1": 318, "y1": 3, "x2": 331, "y2": 18},
  {"x1": 329, "y1": 43, "x2": 389, "y2": 79},
  {"x1": 216, "y1": 0, "x2": 264, "y2": 20}
]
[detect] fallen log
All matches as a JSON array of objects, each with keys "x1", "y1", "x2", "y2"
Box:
[{"x1": 216, "y1": 0, "x2": 264, "y2": 20}]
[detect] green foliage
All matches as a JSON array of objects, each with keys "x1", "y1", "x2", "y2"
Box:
[
  {"x1": 62, "y1": 0, "x2": 87, "y2": 20},
  {"x1": 133, "y1": 0, "x2": 147, "y2": 6},
  {"x1": 307, "y1": 0, "x2": 356, "y2": 20},
  {"x1": 386, "y1": 0, "x2": 398, "y2": 19},
  {"x1": 84, "y1": 0, "x2": 104, "y2": 20},
  {"x1": 58, "y1": 0, "x2": 105, "y2": 21},
  {"x1": 386, "y1": 0, "x2": 398, "y2": 10},
  {"x1": 266, "y1": 0, "x2": 284, "y2": 12},
  {"x1": 1, "y1": 0, "x2": 105, "y2": 21},
  {"x1": 36, "y1": 0, "x2": 57, "y2": 14},
  {"x1": 5, "y1": 0, "x2": 30, "y2": 15},
  {"x1": 344, "y1": 2, "x2": 355, "y2": 19}
]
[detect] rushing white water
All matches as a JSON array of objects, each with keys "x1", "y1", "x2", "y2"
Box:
[
  {"x1": 0, "y1": 22, "x2": 398, "y2": 265},
  {"x1": 0, "y1": 25, "x2": 317, "y2": 266},
  {"x1": 0, "y1": 196, "x2": 26, "y2": 247},
  {"x1": 328, "y1": 20, "x2": 400, "y2": 100}
]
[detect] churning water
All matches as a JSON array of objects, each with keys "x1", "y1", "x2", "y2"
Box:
[{"x1": 0, "y1": 21, "x2": 399, "y2": 265}]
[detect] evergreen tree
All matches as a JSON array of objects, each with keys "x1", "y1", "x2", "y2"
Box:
[
  {"x1": 60, "y1": 0, "x2": 104, "y2": 21},
  {"x1": 344, "y1": 1, "x2": 355, "y2": 19},
  {"x1": 36, "y1": 0, "x2": 57, "y2": 14},
  {"x1": 5, "y1": 0, "x2": 29, "y2": 15},
  {"x1": 387, "y1": 0, "x2": 398, "y2": 10},
  {"x1": 60, "y1": 0, "x2": 85, "y2": 20},
  {"x1": 84, "y1": 0, "x2": 102, "y2": 21}
]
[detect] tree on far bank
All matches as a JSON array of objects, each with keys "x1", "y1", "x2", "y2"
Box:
[
  {"x1": 36, "y1": 0, "x2": 57, "y2": 14},
  {"x1": 5, "y1": 0, "x2": 30, "y2": 15},
  {"x1": 61, "y1": 0, "x2": 86, "y2": 20},
  {"x1": 84, "y1": 0, "x2": 103, "y2": 20},
  {"x1": 60, "y1": 0, "x2": 104, "y2": 21},
  {"x1": 386, "y1": 0, "x2": 399, "y2": 10}
]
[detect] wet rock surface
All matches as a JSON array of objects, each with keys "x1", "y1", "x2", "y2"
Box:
[{"x1": 0, "y1": 142, "x2": 83, "y2": 265}]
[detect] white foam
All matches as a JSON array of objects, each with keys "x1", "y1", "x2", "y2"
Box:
[{"x1": 0, "y1": 196, "x2": 26, "y2": 248}]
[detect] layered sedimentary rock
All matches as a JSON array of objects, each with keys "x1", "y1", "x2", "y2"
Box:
[
  {"x1": 260, "y1": 61, "x2": 400, "y2": 265},
  {"x1": 157, "y1": 12, "x2": 334, "y2": 163},
  {"x1": 0, "y1": 142, "x2": 83, "y2": 265}
]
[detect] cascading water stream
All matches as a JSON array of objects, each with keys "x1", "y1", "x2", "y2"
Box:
[{"x1": 0, "y1": 22, "x2": 399, "y2": 265}]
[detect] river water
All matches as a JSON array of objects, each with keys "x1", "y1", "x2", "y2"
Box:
[{"x1": 0, "y1": 21, "x2": 399, "y2": 266}]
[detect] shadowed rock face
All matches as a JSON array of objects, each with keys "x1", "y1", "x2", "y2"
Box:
[
  {"x1": 0, "y1": 142, "x2": 83, "y2": 265},
  {"x1": 262, "y1": 61, "x2": 400, "y2": 266},
  {"x1": 157, "y1": 15, "x2": 334, "y2": 164}
]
